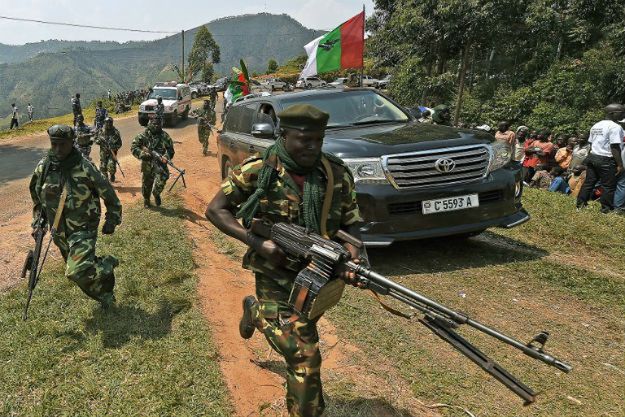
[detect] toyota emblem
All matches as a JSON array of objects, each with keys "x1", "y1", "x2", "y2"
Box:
[{"x1": 434, "y1": 158, "x2": 456, "y2": 173}]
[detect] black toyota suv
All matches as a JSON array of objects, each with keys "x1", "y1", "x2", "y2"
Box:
[{"x1": 217, "y1": 88, "x2": 529, "y2": 247}]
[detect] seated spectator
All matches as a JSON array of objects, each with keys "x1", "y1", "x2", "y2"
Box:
[
  {"x1": 554, "y1": 137, "x2": 576, "y2": 170},
  {"x1": 568, "y1": 166, "x2": 586, "y2": 198},
  {"x1": 495, "y1": 121, "x2": 516, "y2": 147},
  {"x1": 530, "y1": 164, "x2": 552, "y2": 189},
  {"x1": 570, "y1": 132, "x2": 590, "y2": 170},
  {"x1": 548, "y1": 167, "x2": 570, "y2": 194}
]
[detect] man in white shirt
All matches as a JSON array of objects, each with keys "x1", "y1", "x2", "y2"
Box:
[
  {"x1": 27, "y1": 103, "x2": 33, "y2": 122},
  {"x1": 576, "y1": 104, "x2": 625, "y2": 212},
  {"x1": 10, "y1": 104, "x2": 19, "y2": 129}
]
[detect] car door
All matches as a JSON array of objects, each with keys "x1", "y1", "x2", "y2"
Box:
[{"x1": 224, "y1": 103, "x2": 261, "y2": 166}]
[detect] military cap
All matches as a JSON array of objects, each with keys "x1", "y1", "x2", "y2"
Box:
[
  {"x1": 278, "y1": 104, "x2": 329, "y2": 131},
  {"x1": 47, "y1": 124, "x2": 75, "y2": 141}
]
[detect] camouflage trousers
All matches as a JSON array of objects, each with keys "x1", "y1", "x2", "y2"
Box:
[
  {"x1": 253, "y1": 272, "x2": 325, "y2": 417},
  {"x1": 197, "y1": 120, "x2": 211, "y2": 156},
  {"x1": 54, "y1": 230, "x2": 117, "y2": 303},
  {"x1": 99, "y1": 149, "x2": 117, "y2": 177},
  {"x1": 140, "y1": 161, "x2": 169, "y2": 200}
]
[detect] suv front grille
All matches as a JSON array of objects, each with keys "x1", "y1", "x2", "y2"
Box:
[
  {"x1": 145, "y1": 105, "x2": 154, "y2": 111},
  {"x1": 383, "y1": 145, "x2": 491, "y2": 189}
]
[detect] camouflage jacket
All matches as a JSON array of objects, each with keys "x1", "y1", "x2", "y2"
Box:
[
  {"x1": 222, "y1": 155, "x2": 363, "y2": 277},
  {"x1": 74, "y1": 124, "x2": 94, "y2": 146},
  {"x1": 94, "y1": 107, "x2": 109, "y2": 128},
  {"x1": 29, "y1": 151, "x2": 122, "y2": 237},
  {"x1": 95, "y1": 127, "x2": 122, "y2": 151},
  {"x1": 130, "y1": 128, "x2": 175, "y2": 171}
]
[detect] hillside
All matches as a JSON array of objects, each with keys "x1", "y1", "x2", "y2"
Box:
[
  {"x1": 0, "y1": 40, "x2": 148, "y2": 64},
  {"x1": 0, "y1": 13, "x2": 320, "y2": 125}
]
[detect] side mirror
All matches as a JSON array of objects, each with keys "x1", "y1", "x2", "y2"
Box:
[{"x1": 251, "y1": 123, "x2": 275, "y2": 139}]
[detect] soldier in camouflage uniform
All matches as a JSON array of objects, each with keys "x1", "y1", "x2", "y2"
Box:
[
  {"x1": 154, "y1": 96, "x2": 165, "y2": 123},
  {"x1": 94, "y1": 101, "x2": 108, "y2": 131},
  {"x1": 74, "y1": 114, "x2": 95, "y2": 160},
  {"x1": 94, "y1": 117, "x2": 122, "y2": 182},
  {"x1": 196, "y1": 100, "x2": 215, "y2": 156},
  {"x1": 29, "y1": 124, "x2": 122, "y2": 308},
  {"x1": 130, "y1": 118, "x2": 175, "y2": 208},
  {"x1": 71, "y1": 93, "x2": 82, "y2": 125},
  {"x1": 206, "y1": 104, "x2": 363, "y2": 417}
]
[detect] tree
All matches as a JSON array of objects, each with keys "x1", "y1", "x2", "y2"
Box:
[
  {"x1": 187, "y1": 26, "x2": 220, "y2": 83},
  {"x1": 266, "y1": 59, "x2": 279, "y2": 74}
]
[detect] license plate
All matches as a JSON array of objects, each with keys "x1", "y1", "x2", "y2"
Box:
[{"x1": 422, "y1": 194, "x2": 479, "y2": 215}]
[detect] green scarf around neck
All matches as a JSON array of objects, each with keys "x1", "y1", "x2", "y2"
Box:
[
  {"x1": 48, "y1": 147, "x2": 82, "y2": 173},
  {"x1": 236, "y1": 138, "x2": 326, "y2": 232}
]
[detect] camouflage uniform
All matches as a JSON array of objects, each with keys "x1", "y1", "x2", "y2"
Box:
[
  {"x1": 154, "y1": 102, "x2": 165, "y2": 122},
  {"x1": 196, "y1": 105, "x2": 215, "y2": 156},
  {"x1": 94, "y1": 126, "x2": 122, "y2": 179},
  {"x1": 74, "y1": 123, "x2": 94, "y2": 160},
  {"x1": 29, "y1": 148, "x2": 122, "y2": 305},
  {"x1": 221, "y1": 154, "x2": 362, "y2": 417},
  {"x1": 94, "y1": 106, "x2": 108, "y2": 130},
  {"x1": 130, "y1": 127, "x2": 175, "y2": 202}
]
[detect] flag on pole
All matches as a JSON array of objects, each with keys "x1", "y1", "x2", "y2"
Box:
[
  {"x1": 300, "y1": 11, "x2": 365, "y2": 78},
  {"x1": 225, "y1": 60, "x2": 251, "y2": 105}
]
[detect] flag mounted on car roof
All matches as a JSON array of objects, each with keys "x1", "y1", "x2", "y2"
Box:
[{"x1": 300, "y1": 11, "x2": 365, "y2": 78}]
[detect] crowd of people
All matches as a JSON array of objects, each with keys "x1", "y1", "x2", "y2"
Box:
[{"x1": 491, "y1": 104, "x2": 625, "y2": 214}]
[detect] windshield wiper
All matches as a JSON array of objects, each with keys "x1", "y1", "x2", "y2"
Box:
[{"x1": 352, "y1": 119, "x2": 405, "y2": 126}]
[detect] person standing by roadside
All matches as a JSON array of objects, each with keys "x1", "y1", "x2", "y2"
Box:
[
  {"x1": 107, "y1": 89, "x2": 112, "y2": 100},
  {"x1": 495, "y1": 121, "x2": 516, "y2": 149},
  {"x1": 514, "y1": 126, "x2": 529, "y2": 162},
  {"x1": 27, "y1": 103, "x2": 34, "y2": 122},
  {"x1": 71, "y1": 93, "x2": 82, "y2": 126},
  {"x1": 10, "y1": 104, "x2": 19, "y2": 129},
  {"x1": 576, "y1": 104, "x2": 625, "y2": 213}
]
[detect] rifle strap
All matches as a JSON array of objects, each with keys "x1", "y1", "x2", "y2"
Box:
[
  {"x1": 369, "y1": 290, "x2": 413, "y2": 319},
  {"x1": 319, "y1": 156, "x2": 334, "y2": 239},
  {"x1": 51, "y1": 184, "x2": 68, "y2": 232}
]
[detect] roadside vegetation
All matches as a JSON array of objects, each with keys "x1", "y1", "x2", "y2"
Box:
[{"x1": 0, "y1": 198, "x2": 232, "y2": 416}]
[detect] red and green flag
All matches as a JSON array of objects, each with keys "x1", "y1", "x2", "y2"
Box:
[
  {"x1": 225, "y1": 59, "x2": 251, "y2": 104},
  {"x1": 301, "y1": 11, "x2": 364, "y2": 78}
]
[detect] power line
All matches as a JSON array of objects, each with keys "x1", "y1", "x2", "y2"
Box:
[{"x1": 0, "y1": 15, "x2": 178, "y2": 34}]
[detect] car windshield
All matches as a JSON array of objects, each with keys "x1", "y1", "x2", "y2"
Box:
[
  {"x1": 149, "y1": 88, "x2": 177, "y2": 100},
  {"x1": 280, "y1": 90, "x2": 409, "y2": 128}
]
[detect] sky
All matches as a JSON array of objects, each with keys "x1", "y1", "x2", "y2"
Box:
[{"x1": 0, "y1": 0, "x2": 375, "y2": 45}]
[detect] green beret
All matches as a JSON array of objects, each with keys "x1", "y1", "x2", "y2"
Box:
[
  {"x1": 278, "y1": 104, "x2": 329, "y2": 131},
  {"x1": 47, "y1": 124, "x2": 75, "y2": 140}
]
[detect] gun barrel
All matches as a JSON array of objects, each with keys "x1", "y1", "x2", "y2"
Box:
[{"x1": 350, "y1": 261, "x2": 572, "y2": 373}]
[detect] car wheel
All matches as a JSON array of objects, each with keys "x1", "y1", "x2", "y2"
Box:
[
  {"x1": 191, "y1": 92, "x2": 197, "y2": 99},
  {"x1": 270, "y1": 85, "x2": 275, "y2": 92},
  {"x1": 221, "y1": 158, "x2": 233, "y2": 179},
  {"x1": 181, "y1": 107, "x2": 189, "y2": 120},
  {"x1": 138, "y1": 118, "x2": 147, "y2": 127},
  {"x1": 168, "y1": 111, "x2": 178, "y2": 127},
  {"x1": 306, "y1": 83, "x2": 312, "y2": 89}
]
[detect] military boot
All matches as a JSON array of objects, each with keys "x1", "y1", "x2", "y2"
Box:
[
  {"x1": 110, "y1": 173, "x2": 116, "y2": 183},
  {"x1": 239, "y1": 295, "x2": 259, "y2": 339},
  {"x1": 153, "y1": 193, "x2": 162, "y2": 207},
  {"x1": 144, "y1": 198, "x2": 151, "y2": 208}
]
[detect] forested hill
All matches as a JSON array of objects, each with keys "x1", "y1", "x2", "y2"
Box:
[
  {"x1": 0, "y1": 13, "x2": 319, "y2": 124},
  {"x1": 0, "y1": 40, "x2": 148, "y2": 64}
]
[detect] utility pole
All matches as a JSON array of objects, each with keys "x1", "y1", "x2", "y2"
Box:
[{"x1": 181, "y1": 29, "x2": 185, "y2": 83}]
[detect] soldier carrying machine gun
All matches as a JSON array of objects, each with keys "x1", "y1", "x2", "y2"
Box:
[{"x1": 248, "y1": 219, "x2": 573, "y2": 405}]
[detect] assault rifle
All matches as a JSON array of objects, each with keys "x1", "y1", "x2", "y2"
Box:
[
  {"x1": 98, "y1": 137, "x2": 125, "y2": 178},
  {"x1": 142, "y1": 146, "x2": 186, "y2": 191},
  {"x1": 249, "y1": 220, "x2": 572, "y2": 405},
  {"x1": 21, "y1": 212, "x2": 51, "y2": 321}
]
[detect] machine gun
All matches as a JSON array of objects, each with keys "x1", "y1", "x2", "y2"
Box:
[
  {"x1": 98, "y1": 136, "x2": 125, "y2": 178},
  {"x1": 142, "y1": 147, "x2": 186, "y2": 192},
  {"x1": 21, "y1": 212, "x2": 51, "y2": 321},
  {"x1": 249, "y1": 220, "x2": 572, "y2": 405}
]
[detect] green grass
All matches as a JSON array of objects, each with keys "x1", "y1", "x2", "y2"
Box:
[{"x1": 0, "y1": 197, "x2": 232, "y2": 417}]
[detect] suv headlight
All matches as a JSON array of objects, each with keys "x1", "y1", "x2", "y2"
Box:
[
  {"x1": 489, "y1": 141, "x2": 513, "y2": 172},
  {"x1": 140, "y1": 105, "x2": 145, "y2": 111},
  {"x1": 343, "y1": 158, "x2": 388, "y2": 184}
]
